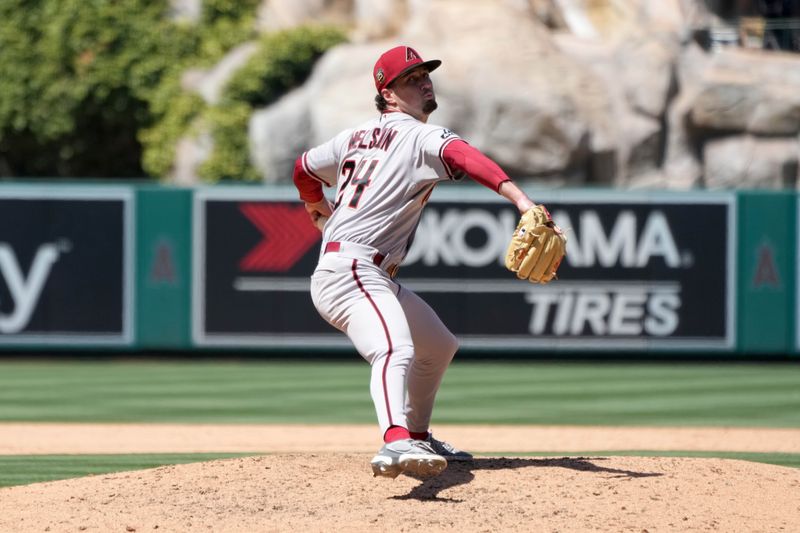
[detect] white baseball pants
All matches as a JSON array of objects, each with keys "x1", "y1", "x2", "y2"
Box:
[{"x1": 310, "y1": 242, "x2": 458, "y2": 436}]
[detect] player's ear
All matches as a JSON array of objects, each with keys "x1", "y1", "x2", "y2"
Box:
[{"x1": 381, "y1": 87, "x2": 396, "y2": 107}]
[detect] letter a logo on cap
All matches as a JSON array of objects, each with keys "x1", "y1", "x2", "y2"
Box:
[{"x1": 373, "y1": 45, "x2": 441, "y2": 92}]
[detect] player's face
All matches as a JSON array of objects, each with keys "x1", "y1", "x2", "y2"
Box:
[{"x1": 386, "y1": 67, "x2": 437, "y2": 121}]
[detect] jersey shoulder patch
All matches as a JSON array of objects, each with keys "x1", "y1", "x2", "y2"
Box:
[{"x1": 440, "y1": 128, "x2": 457, "y2": 140}]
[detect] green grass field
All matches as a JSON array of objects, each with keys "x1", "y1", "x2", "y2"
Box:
[
  {"x1": 0, "y1": 454, "x2": 248, "y2": 488},
  {"x1": 2, "y1": 359, "x2": 799, "y2": 425},
  {"x1": 1, "y1": 359, "x2": 798, "y2": 487}
]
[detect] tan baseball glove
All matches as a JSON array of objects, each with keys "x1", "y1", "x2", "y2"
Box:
[{"x1": 505, "y1": 205, "x2": 566, "y2": 283}]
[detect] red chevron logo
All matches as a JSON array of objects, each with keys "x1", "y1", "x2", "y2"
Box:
[{"x1": 239, "y1": 203, "x2": 321, "y2": 272}]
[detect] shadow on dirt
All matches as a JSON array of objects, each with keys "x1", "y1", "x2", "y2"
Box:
[{"x1": 391, "y1": 457, "x2": 663, "y2": 502}]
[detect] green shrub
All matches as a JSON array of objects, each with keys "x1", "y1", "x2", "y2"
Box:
[
  {"x1": 139, "y1": 83, "x2": 206, "y2": 179},
  {"x1": 196, "y1": 0, "x2": 260, "y2": 61},
  {"x1": 198, "y1": 102, "x2": 259, "y2": 182},
  {"x1": 141, "y1": 24, "x2": 346, "y2": 183},
  {"x1": 190, "y1": 25, "x2": 347, "y2": 183},
  {"x1": 0, "y1": 0, "x2": 198, "y2": 178},
  {"x1": 0, "y1": 0, "x2": 345, "y2": 181},
  {"x1": 224, "y1": 26, "x2": 347, "y2": 108},
  {"x1": 0, "y1": 0, "x2": 257, "y2": 179},
  {"x1": 137, "y1": 0, "x2": 260, "y2": 180}
]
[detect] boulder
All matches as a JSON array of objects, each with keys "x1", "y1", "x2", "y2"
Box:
[
  {"x1": 304, "y1": 44, "x2": 381, "y2": 144},
  {"x1": 249, "y1": 87, "x2": 312, "y2": 183},
  {"x1": 256, "y1": 0, "x2": 353, "y2": 32},
  {"x1": 551, "y1": 30, "x2": 678, "y2": 185},
  {"x1": 638, "y1": 0, "x2": 693, "y2": 36},
  {"x1": 172, "y1": 41, "x2": 260, "y2": 185},
  {"x1": 661, "y1": 88, "x2": 703, "y2": 189},
  {"x1": 170, "y1": 128, "x2": 213, "y2": 185},
  {"x1": 351, "y1": 0, "x2": 407, "y2": 42},
  {"x1": 181, "y1": 42, "x2": 259, "y2": 105},
  {"x1": 703, "y1": 135, "x2": 799, "y2": 189},
  {"x1": 620, "y1": 112, "x2": 663, "y2": 184},
  {"x1": 709, "y1": 47, "x2": 800, "y2": 86},
  {"x1": 183, "y1": 0, "x2": 800, "y2": 190},
  {"x1": 616, "y1": 33, "x2": 679, "y2": 119},
  {"x1": 249, "y1": 0, "x2": 602, "y2": 183},
  {"x1": 168, "y1": 0, "x2": 202, "y2": 24},
  {"x1": 689, "y1": 48, "x2": 800, "y2": 136},
  {"x1": 661, "y1": 41, "x2": 710, "y2": 189},
  {"x1": 550, "y1": 0, "x2": 689, "y2": 42},
  {"x1": 248, "y1": 43, "x2": 378, "y2": 180},
  {"x1": 690, "y1": 76, "x2": 800, "y2": 135}
]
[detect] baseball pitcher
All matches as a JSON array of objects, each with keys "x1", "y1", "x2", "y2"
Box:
[{"x1": 292, "y1": 45, "x2": 565, "y2": 479}]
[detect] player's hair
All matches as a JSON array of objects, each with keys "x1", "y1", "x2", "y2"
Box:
[{"x1": 374, "y1": 93, "x2": 388, "y2": 111}]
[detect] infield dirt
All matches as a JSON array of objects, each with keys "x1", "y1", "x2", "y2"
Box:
[{"x1": 1, "y1": 424, "x2": 799, "y2": 532}]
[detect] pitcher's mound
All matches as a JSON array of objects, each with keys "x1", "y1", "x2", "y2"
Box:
[{"x1": 1, "y1": 454, "x2": 798, "y2": 532}]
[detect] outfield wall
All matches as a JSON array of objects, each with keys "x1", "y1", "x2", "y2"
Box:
[{"x1": 0, "y1": 183, "x2": 796, "y2": 356}]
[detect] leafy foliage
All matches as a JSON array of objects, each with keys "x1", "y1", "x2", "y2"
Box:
[
  {"x1": 0, "y1": 0, "x2": 345, "y2": 181},
  {"x1": 0, "y1": 0, "x2": 259, "y2": 179},
  {"x1": 140, "y1": 24, "x2": 345, "y2": 183},
  {"x1": 196, "y1": 25, "x2": 347, "y2": 182},
  {"x1": 139, "y1": 81, "x2": 206, "y2": 180},
  {"x1": 197, "y1": 0, "x2": 260, "y2": 61},
  {"x1": 224, "y1": 26, "x2": 347, "y2": 108},
  {"x1": 198, "y1": 101, "x2": 258, "y2": 182},
  {"x1": 0, "y1": 0, "x2": 195, "y2": 177}
]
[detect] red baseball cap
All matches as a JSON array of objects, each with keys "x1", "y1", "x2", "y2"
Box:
[{"x1": 373, "y1": 46, "x2": 441, "y2": 93}]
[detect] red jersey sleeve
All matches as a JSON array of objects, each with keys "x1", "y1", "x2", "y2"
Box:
[
  {"x1": 441, "y1": 140, "x2": 511, "y2": 192},
  {"x1": 292, "y1": 155, "x2": 325, "y2": 203}
]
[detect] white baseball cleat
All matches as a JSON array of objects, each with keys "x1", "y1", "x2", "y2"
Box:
[
  {"x1": 370, "y1": 438, "x2": 447, "y2": 478},
  {"x1": 425, "y1": 433, "x2": 474, "y2": 462}
]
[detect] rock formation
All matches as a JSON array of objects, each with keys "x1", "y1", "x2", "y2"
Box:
[{"x1": 176, "y1": 0, "x2": 800, "y2": 189}]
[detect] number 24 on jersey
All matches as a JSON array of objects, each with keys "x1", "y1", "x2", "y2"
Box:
[{"x1": 336, "y1": 158, "x2": 380, "y2": 209}]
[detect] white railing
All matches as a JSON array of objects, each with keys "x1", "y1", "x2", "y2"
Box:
[{"x1": 708, "y1": 17, "x2": 800, "y2": 52}]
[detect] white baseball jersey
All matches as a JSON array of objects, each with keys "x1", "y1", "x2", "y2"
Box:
[
  {"x1": 302, "y1": 111, "x2": 462, "y2": 264},
  {"x1": 303, "y1": 111, "x2": 463, "y2": 437}
]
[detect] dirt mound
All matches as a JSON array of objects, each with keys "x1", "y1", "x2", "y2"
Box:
[{"x1": 1, "y1": 454, "x2": 798, "y2": 532}]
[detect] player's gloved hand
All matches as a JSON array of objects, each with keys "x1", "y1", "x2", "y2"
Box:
[
  {"x1": 304, "y1": 198, "x2": 333, "y2": 231},
  {"x1": 504, "y1": 204, "x2": 566, "y2": 283}
]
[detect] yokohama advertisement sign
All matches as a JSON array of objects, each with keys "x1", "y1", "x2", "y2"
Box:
[{"x1": 194, "y1": 188, "x2": 735, "y2": 351}]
